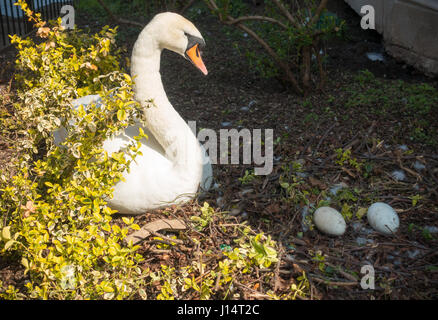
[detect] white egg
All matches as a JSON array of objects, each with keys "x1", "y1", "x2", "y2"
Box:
[
  {"x1": 367, "y1": 202, "x2": 399, "y2": 235},
  {"x1": 313, "y1": 207, "x2": 346, "y2": 236}
]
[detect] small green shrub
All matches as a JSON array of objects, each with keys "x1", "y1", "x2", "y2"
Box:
[
  {"x1": 279, "y1": 161, "x2": 310, "y2": 205},
  {"x1": 205, "y1": 0, "x2": 345, "y2": 95},
  {"x1": 335, "y1": 148, "x2": 362, "y2": 172},
  {"x1": 238, "y1": 169, "x2": 257, "y2": 185},
  {"x1": 0, "y1": 0, "x2": 148, "y2": 299}
]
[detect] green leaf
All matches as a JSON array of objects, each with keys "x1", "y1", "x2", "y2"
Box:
[
  {"x1": 4, "y1": 240, "x2": 15, "y2": 250},
  {"x1": 251, "y1": 237, "x2": 265, "y2": 255},
  {"x1": 1, "y1": 226, "x2": 11, "y2": 240},
  {"x1": 102, "y1": 283, "x2": 114, "y2": 293},
  {"x1": 122, "y1": 217, "x2": 132, "y2": 225},
  {"x1": 356, "y1": 207, "x2": 367, "y2": 219},
  {"x1": 21, "y1": 257, "x2": 29, "y2": 269},
  {"x1": 117, "y1": 109, "x2": 126, "y2": 121},
  {"x1": 280, "y1": 182, "x2": 289, "y2": 189}
]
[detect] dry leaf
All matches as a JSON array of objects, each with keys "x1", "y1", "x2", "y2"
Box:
[
  {"x1": 125, "y1": 219, "x2": 186, "y2": 245},
  {"x1": 37, "y1": 27, "x2": 50, "y2": 38},
  {"x1": 81, "y1": 62, "x2": 98, "y2": 71},
  {"x1": 21, "y1": 200, "x2": 36, "y2": 218}
]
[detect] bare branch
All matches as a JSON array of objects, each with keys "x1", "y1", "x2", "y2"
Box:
[
  {"x1": 96, "y1": 0, "x2": 144, "y2": 28},
  {"x1": 224, "y1": 15, "x2": 288, "y2": 29},
  {"x1": 271, "y1": 0, "x2": 300, "y2": 28},
  {"x1": 180, "y1": 0, "x2": 196, "y2": 15},
  {"x1": 205, "y1": 0, "x2": 219, "y2": 12},
  {"x1": 206, "y1": 0, "x2": 302, "y2": 93},
  {"x1": 314, "y1": 45, "x2": 326, "y2": 90},
  {"x1": 310, "y1": 0, "x2": 329, "y2": 25},
  {"x1": 235, "y1": 23, "x2": 302, "y2": 94}
]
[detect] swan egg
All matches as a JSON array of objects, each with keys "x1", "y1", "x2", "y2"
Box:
[
  {"x1": 367, "y1": 202, "x2": 399, "y2": 235},
  {"x1": 313, "y1": 207, "x2": 346, "y2": 236}
]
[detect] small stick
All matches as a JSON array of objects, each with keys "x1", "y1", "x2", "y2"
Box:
[
  {"x1": 325, "y1": 262, "x2": 358, "y2": 282},
  {"x1": 273, "y1": 244, "x2": 284, "y2": 292},
  {"x1": 311, "y1": 276, "x2": 358, "y2": 287},
  {"x1": 180, "y1": 0, "x2": 196, "y2": 14},
  {"x1": 310, "y1": 0, "x2": 329, "y2": 25},
  {"x1": 271, "y1": 0, "x2": 300, "y2": 28},
  {"x1": 313, "y1": 122, "x2": 337, "y2": 155},
  {"x1": 147, "y1": 229, "x2": 184, "y2": 245},
  {"x1": 214, "y1": 272, "x2": 222, "y2": 292},
  {"x1": 96, "y1": 0, "x2": 144, "y2": 28},
  {"x1": 225, "y1": 15, "x2": 288, "y2": 29}
]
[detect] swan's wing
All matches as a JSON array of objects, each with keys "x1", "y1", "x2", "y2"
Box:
[
  {"x1": 123, "y1": 124, "x2": 165, "y2": 156},
  {"x1": 72, "y1": 95, "x2": 102, "y2": 109},
  {"x1": 54, "y1": 95, "x2": 165, "y2": 155},
  {"x1": 72, "y1": 95, "x2": 166, "y2": 155},
  {"x1": 106, "y1": 134, "x2": 177, "y2": 213},
  {"x1": 54, "y1": 95, "x2": 103, "y2": 146},
  {"x1": 53, "y1": 94, "x2": 212, "y2": 213}
]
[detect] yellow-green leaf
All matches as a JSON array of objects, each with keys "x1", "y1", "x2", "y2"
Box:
[
  {"x1": 21, "y1": 257, "x2": 29, "y2": 269},
  {"x1": 1, "y1": 226, "x2": 11, "y2": 240},
  {"x1": 4, "y1": 240, "x2": 15, "y2": 250},
  {"x1": 122, "y1": 217, "x2": 132, "y2": 225},
  {"x1": 356, "y1": 207, "x2": 367, "y2": 219},
  {"x1": 117, "y1": 109, "x2": 126, "y2": 121}
]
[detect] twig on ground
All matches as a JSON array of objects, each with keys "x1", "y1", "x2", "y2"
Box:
[
  {"x1": 146, "y1": 229, "x2": 184, "y2": 245},
  {"x1": 313, "y1": 122, "x2": 337, "y2": 156},
  {"x1": 273, "y1": 244, "x2": 284, "y2": 292},
  {"x1": 311, "y1": 276, "x2": 358, "y2": 287}
]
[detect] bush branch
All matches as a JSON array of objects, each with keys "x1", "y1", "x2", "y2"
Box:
[
  {"x1": 205, "y1": 0, "x2": 302, "y2": 94},
  {"x1": 225, "y1": 15, "x2": 288, "y2": 29},
  {"x1": 271, "y1": 0, "x2": 300, "y2": 28},
  {"x1": 310, "y1": 0, "x2": 329, "y2": 25},
  {"x1": 96, "y1": 0, "x2": 144, "y2": 28},
  {"x1": 180, "y1": 0, "x2": 197, "y2": 14},
  {"x1": 236, "y1": 23, "x2": 302, "y2": 94}
]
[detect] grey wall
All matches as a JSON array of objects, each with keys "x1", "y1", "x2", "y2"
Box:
[{"x1": 345, "y1": 0, "x2": 438, "y2": 76}]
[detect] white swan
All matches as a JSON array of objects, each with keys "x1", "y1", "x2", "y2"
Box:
[{"x1": 55, "y1": 12, "x2": 213, "y2": 214}]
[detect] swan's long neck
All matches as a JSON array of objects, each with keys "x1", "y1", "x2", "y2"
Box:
[{"x1": 130, "y1": 28, "x2": 203, "y2": 174}]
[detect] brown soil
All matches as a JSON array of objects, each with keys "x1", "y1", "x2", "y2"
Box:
[{"x1": 1, "y1": 0, "x2": 437, "y2": 299}]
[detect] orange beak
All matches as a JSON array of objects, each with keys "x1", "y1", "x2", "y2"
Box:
[{"x1": 186, "y1": 43, "x2": 208, "y2": 75}]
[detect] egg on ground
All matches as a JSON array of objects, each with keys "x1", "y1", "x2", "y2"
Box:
[
  {"x1": 367, "y1": 202, "x2": 399, "y2": 235},
  {"x1": 313, "y1": 207, "x2": 346, "y2": 236}
]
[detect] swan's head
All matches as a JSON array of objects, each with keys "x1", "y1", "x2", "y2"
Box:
[{"x1": 147, "y1": 12, "x2": 208, "y2": 75}]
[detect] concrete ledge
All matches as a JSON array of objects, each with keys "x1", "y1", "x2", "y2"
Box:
[
  {"x1": 386, "y1": 44, "x2": 438, "y2": 76},
  {"x1": 344, "y1": 0, "x2": 438, "y2": 76},
  {"x1": 409, "y1": 0, "x2": 438, "y2": 11}
]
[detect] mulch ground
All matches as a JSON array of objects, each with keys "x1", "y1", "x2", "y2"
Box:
[{"x1": 1, "y1": 0, "x2": 437, "y2": 299}]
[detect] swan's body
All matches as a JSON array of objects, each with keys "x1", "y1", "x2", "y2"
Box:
[{"x1": 54, "y1": 13, "x2": 212, "y2": 214}]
